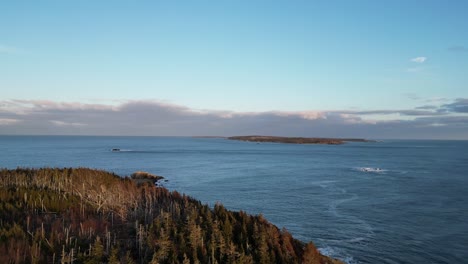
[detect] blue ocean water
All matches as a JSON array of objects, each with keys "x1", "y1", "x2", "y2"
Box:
[{"x1": 0, "y1": 136, "x2": 467, "y2": 264}]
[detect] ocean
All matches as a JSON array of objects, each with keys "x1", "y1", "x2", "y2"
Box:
[{"x1": 1, "y1": 136, "x2": 467, "y2": 264}]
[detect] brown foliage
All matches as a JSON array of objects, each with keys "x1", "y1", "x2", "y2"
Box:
[{"x1": 0, "y1": 168, "x2": 342, "y2": 264}]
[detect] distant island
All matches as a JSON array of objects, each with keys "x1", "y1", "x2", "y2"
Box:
[
  {"x1": 0, "y1": 168, "x2": 343, "y2": 264},
  {"x1": 228, "y1": 135, "x2": 373, "y2": 145}
]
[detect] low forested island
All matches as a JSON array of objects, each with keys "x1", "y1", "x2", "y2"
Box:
[
  {"x1": 0, "y1": 168, "x2": 342, "y2": 264},
  {"x1": 228, "y1": 136, "x2": 372, "y2": 145}
]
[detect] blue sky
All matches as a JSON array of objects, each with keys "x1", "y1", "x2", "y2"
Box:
[{"x1": 1, "y1": 1, "x2": 468, "y2": 138}]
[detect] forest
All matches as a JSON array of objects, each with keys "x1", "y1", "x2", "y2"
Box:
[{"x1": 0, "y1": 168, "x2": 342, "y2": 264}]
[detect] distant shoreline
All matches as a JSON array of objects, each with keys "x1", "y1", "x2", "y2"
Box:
[{"x1": 227, "y1": 135, "x2": 374, "y2": 145}]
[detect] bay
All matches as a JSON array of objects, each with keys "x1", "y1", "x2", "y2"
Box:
[{"x1": 0, "y1": 136, "x2": 467, "y2": 263}]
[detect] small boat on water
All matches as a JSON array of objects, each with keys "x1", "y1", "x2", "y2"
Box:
[{"x1": 111, "y1": 148, "x2": 120, "y2": 152}]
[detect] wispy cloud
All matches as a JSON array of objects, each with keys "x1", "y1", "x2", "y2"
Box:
[
  {"x1": 410, "y1": 56, "x2": 427, "y2": 63},
  {"x1": 0, "y1": 99, "x2": 467, "y2": 139},
  {"x1": 0, "y1": 118, "x2": 21, "y2": 125},
  {"x1": 350, "y1": 109, "x2": 447, "y2": 117},
  {"x1": 50, "y1": 120, "x2": 87, "y2": 127},
  {"x1": 425, "y1": 97, "x2": 450, "y2": 103},
  {"x1": 448, "y1": 45, "x2": 468, "y2": 53},
  {"x1": 415, "y1": 105, "x2": 438, "y2": 110},
  {"x1": 404, "y1": 93, "x2": 421, "y2": 100},
  {"x1": 441, "y1": 98, "x2": 468, "y2": 113}
]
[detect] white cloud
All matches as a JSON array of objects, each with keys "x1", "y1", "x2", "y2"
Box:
[
  {"x1": 339, "y1": 114, "x2": 377, "y2": 125},
  {"x1": 271, "y1": 111, "x2": 325, "y2": 120},
  {"x1": 50, "y1": 120, "x2": 87, "y2": 127},
  {"x1": 0, "y1": 118, "x2": 21, "y2": 125},
  {"x1": 410, "y1": 57, "x2": 427, "y2": 63}
]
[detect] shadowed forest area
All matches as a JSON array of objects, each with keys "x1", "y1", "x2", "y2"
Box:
[{"x1": 0, "y1": 168, "x2": 342, "y2": 264}]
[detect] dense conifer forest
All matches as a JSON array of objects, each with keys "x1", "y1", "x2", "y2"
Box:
[{"x1": 0, "y1": 168, "x2": 342, "y2": 264}]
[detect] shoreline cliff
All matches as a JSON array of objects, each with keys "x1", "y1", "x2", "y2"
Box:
[{"x1": 0, "y1": 168, "x2": 343, "y2": 264}]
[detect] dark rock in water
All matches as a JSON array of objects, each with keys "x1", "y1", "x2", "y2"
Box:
[{"x1": 131, "y1": 171, "x2": 164, "y2": 185}]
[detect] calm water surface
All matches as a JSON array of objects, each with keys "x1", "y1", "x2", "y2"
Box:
[{"x1": 1, "y1": 136, "x2": 467, "y2": 264}]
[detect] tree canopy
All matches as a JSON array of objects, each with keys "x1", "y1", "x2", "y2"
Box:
[{"x1": 0, "y1": 168, "x2": 341, "y2": 264}]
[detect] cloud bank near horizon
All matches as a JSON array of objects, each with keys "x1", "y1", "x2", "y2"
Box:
[{"x1": 0, "y1": 99, "x2": 467, "y2": 139}]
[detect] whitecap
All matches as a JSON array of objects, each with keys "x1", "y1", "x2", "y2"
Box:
[
  {"x1": 348, "y1": 237, "x2": 366, "y2": 243},
  {"x1": 318, "y1": 246, "x2": 336, "y2": 257},
  {"x1": 355, "y1": 167, "x2": 386, "y2": 173},
  {"x1": 110, "y1": 148, "x2": 133, "y2": 152},
  {"x1": 310, "y1": 180, "x2": 337, "y2": 188},
  {"x1": 318, "y1": 246, "x2": 358, "y2": 264},
  {"x1": 328, "y1": 193, "x2": 358, "y2": 215}
]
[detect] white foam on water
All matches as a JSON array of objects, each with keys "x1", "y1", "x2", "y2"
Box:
[
  {"x1": 348, "y1": 237, "x2": 366, "y2": 243},
  {"x1": 110, "y1": 148, "x2": 134, "y2": 152},
  {"x1": 327, "y1": 187, "x2": 375, "y2": 241},
  {"x1": 318, "y1": 246, "x2": 358, "y2": 264},
  {"x1": 328, "y1": 193, "x2": 358, "y2": 217},
  {"x1": 355, "y1": 167, "x2": 386, "y2": 173},
  {"x1": 318, "y1": 246, "x2": 336, "y2": 257},
  {"x1": 310, "y1": 180, "x2": 337, "y2": 188}
]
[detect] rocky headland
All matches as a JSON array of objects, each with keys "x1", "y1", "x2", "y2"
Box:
[{"x1": 0, "y1": 167, "x2": 343, "y2": 264}]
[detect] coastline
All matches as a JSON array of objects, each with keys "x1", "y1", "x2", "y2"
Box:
[{"x1": 0, "y1": 167, "x2": 343, "y2": 264}]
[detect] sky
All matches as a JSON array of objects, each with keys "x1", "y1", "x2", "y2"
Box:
[{"x1": 1, "y1": 1, "x2": 468, "y2": 138}]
